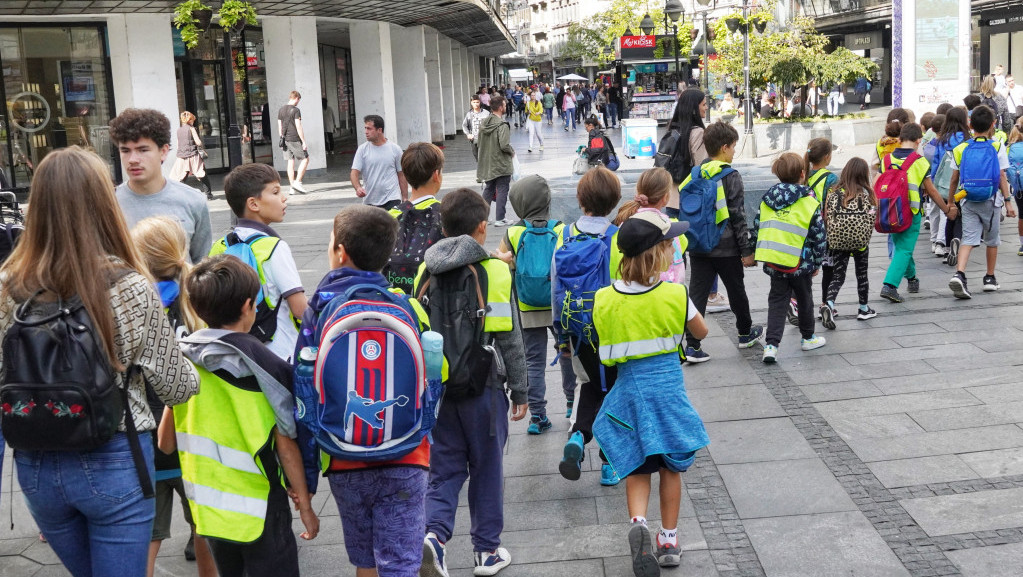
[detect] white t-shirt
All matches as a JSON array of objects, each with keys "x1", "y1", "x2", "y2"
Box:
[
  {"x1": 234, "y1": 225, "x2": 304, "y2": 362},
  {"x1": 612, "y1": 280, "x2": 698, "y2": 320},
  {"x1": 353, "y1": 140, "x2": 403, "y2": 207}
]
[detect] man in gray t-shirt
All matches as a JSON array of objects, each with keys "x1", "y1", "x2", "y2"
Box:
[{"x1": 350, "y1": 115, "x2": 407, "y2": 210}]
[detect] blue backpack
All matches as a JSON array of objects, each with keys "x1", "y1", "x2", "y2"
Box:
[
  {"x1": 929, "y1": 132, "x2": 964, "y2": 180},
  {"x1": 220, "y1": 232, "x2": 280, "y2": 342},
  {"x1": 294, "y1": 284, "x2": 440, "y2": 462},
  {"x1": 514, "y1": 220, "x2": 560, "y2": 308},
  {"x1": 1008, "y1": 142, "x2": 1023, "y2": 193},
  {"x1": 679, "y1": 165, "x2": 735, "y2": 253},
  {"x1": 553, "y1": 225, "x2": 617, "y2": 347},
  {"x1": 959, "y1": 138, "x2": 1002, "y2": 202}
]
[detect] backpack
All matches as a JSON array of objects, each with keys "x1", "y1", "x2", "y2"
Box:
[
  {"x1": 295, "y1": 283, "x2": 439, "y2": 462},
  {"x1": 981, "y1": 96, "x2": 1003, "y2": 125},
  {"x1": 825, "y1": 188, "x2": 874, "y2": 251},
  {"x1": 874, "y1": 153, "x2": 919, "y2": 233},
  {"x1": 553, "y1": 225, "x2": 617, "y2": 347},
  {"x1": 383, "y1": 200, "x2": 443, "y2": 295},
  {"x1": 930, "y1": 133, "x2": 965, "y2": 180},
  {"x1": 1008, "y1": 142, "x2": 1023, "y2": 193},
  {"x1": 959, "y1": 139, "x2": 1002, "y2": 201},
  {"x1": 679, "y1": 165, "x2": 735, "y2": 253},
  {"x1": 219, "y1": 232, "x2": 281, "y2": 342},
  {"x1": 417, "y1": 264, "x2": 494, "y2": 401},
  {"x1": 513, "y1": 220, "x2": 560, "y2": 308},
  {"x1": 654, "y1": 129, "x2": 687, "y2": 182}
]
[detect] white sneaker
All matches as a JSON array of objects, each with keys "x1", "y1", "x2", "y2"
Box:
[
  {"x1": 473, "y1": 547, "x2": 511, "y2": 576},
  {"x1": 705, "y1": 292, "x2": 730, "y2": 313},
  {"x1": 801, "y1": 335, "x2": 827, "y2": 351},
  {"x1": 291, "y1": 180, "x2": 308, "y2": 193},
  {"x1": 494, "y1": 219, "x2": 513, "y2": 227},
  {"x1": 762, "y1": 344, "x2": 778, "y2": 363},
  {"x1": 422, "y1": 532, "x2": 449, "y2": 577}
]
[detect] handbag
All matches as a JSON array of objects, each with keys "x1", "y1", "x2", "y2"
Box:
[
  {"x1": 573, "y1": 154, "x2": 589, "y2": 175},
  {"x1": 198, "y1": 149, "x2": 209, "y2": 160},
  {"x1": 838, "y1": 92, "x2": 845, "y2": 105}
]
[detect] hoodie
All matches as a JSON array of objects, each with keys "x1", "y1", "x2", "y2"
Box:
[
  {"x1": 422, "y1": 235, "x2": 528, "y2": 406},
  {"x1": 505, "y1": 175, "x2": 562, "y2": 329},
  {"x1": 751, "y1": 182, "x2": 827, "y2": 278},
  {"x1": 477, "y1": 114, "x2": 515, "y2": 182}
]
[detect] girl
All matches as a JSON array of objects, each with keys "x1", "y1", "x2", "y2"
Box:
[
  {"x1": 934, "y1": 108, "x2": 970, "y2": 261},
  {"x1": 526, "y1": 92, "x2": 545, "y2": 152},
  {"x1": 563, "y1": 88, "x2": 577, "y2": 131},
  {"x1": 614, "y1": 167, "x2": 687, "y2": 284},
  {"x1": 169, "y1": 111, "x2": 212, "y2": 200},
  {"x1": 591, "y1": 211, "x2": 709, "y2": 575},
  {"x1": 875, "y1": 108, "x2": 910, "y2": 175},
  {"x1": 804, "y1": 137, "x2": 837, "y2": 318},
  {"x1": 0, "y1": 147, "x2": 198, "y2": 577},
  {"x1": 820, "y1": 157, "x2": 877, "y2": 329},
  {"x1": 1008, "y1": 118, "x2": 1023, "y2": 255}
]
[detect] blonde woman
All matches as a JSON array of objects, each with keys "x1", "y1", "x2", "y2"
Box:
[
  {"x1": 169, "y1": 111, "x2": 213, "y2": 200},
  {"x1": 526, "y1": 92, "x2": 545, "y2": 152},
  {"x1": 980, "y1": 75, "x2": 1009, "y2": 133}
]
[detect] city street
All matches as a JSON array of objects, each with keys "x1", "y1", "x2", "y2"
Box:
[{"x1": 4, "y1": 114, "x2": 1023, "y2": 577}]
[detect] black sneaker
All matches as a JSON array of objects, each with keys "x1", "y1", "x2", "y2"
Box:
[
  {"x1": 946, "y1": 238, "x2": 960, "y2": 267},
  {"x1": 880, "y1": 284, "x2": 903, "y2": 303},
  {"x1": 856, "y1": 307, "x2": 877, "y2": 320},
  {"x1": 949, "y1": 272, "x2": 971, "y2": 299},
  {"x1": 820, "y1": 304, "x2": 836, "y2": 330},
  {"x1": 907, "y1": 277, "x2": 920, "y2": 293},
  {"x1": 983, "y1": 275, "x2": 1000, "y2": 291}
]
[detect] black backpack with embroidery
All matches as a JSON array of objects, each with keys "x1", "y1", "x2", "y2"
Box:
[{"x1": 383, "y1": 200, "x2": 444, "y2": 295}]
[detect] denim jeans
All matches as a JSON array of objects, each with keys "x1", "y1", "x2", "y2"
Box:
[
  {"x1": 15, "y1": 433, "x2": 155, "y2": 577},
  {"x1": 827, "y1": 93, "x2": 840, "y2": 116},
  {"x1": 564, "y1": 109, "x2": 576, "y2": 130},
  {"x1": 607, "y1": 103, "x2": 619, "y2": 127}
]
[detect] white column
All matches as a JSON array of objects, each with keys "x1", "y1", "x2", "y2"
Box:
[
  {"x1": 106, "y1": 13, "x2": 180, "y2": 177},
  {"x1": 451, "y1": 43, "x2": 465, "y2": 133},
  {"x1": 263, "y1": 16, "x2": 326, "y2": 172},
  {"x1": 390, "y1": 25, "x2": 431, "y2": 148},
  {"x1": 424, "y1": 28, "x2": 446, "y2": 144},
  {"x1": 439, "y1": 36, "x2": 456, "y2": 137},
  {"x1": 349, "y1": 21, "x2": 398, "y2": 144}
]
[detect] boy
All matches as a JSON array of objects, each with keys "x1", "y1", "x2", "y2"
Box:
[
  {"x1": 158, "y1": 254, "x2": 319, "y2": 577},
  {"x1": 212, "y1": 164, "x2": 306, "y2": 362},
  {"x1": 416, "y1": 188, "x2": 528, "y2": 577},
  {"x1": 948, "y1": 105, "x2": 1017, "y2": 298},
  {"x1": 109, "y1": 108, "x2": 212, "y2": 264},
  {"x1": 752, "y1": 153, "x2": 828, "y2": 362},
  {"x1": 679, "y1": 121, "x2": 763, "y2": 362},
  {"x1": 582, "y1": 116, "x2": 613, "y2": 168},
  {"x1": 295, "y1": 205, "x2": 434, "y2": 577},
  {"x1": 383, "y1": 142, "x2": 445, "y2": 295}
]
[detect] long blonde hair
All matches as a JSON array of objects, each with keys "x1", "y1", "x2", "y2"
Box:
[
  {"x1": 614, "y1": 167, "x2": 673, "y2": 225},
  {"x1": 0, "y1": 147, "x2": 146, "y2": 370},
  {"x1": 131, "y1": 217, "x2": 201, "y2": 333},
  {"x1": 618, "y1": 240, "x2": 673, "y2": 284}
]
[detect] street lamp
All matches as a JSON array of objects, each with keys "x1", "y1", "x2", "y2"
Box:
[
  {"x1": 624, "y1": 26, "x2": 634, "y2": 37},
  {"x1": 640, "y1": 13, "x2": 655, "y2": 35},
  {"x1": 726, "y1": 0, "x2": 762, "y2": 157},
  {"x1": 695, "y1": 0, "x2": 715, "y2": 123},
  {"x1": 665, "y1": 0, "x2": 683, "y2": 92}
]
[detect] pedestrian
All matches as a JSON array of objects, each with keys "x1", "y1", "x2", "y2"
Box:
[
  {"x1": 555, "y1": 83, "x2": 566, "y2": 122},
  {"x1": 478, "y1": 95, "x2": 516, "y2": 227},
  {"x1": 462, "y1": 94, "x2": 490, "y2": 161},
  {"x1": 562, "y1": 88, "x2": 577, "y2": 131},
  {"x1": 664, "y1": 89, "x2": 709, "y2": 217},
  {"x1": 608, "y1": 83, "x2": 622, "y2": 128},
  {"x1": 933, "y1": 108, "x2": 970, "y2": 261},
  {"x1": 322, "y1": 98, "x2": 336, "y2": 154},
  {"x1": 827, "y1": 82, "x2": 842, "y2": 116},
  {"x1": 277, "y1": 90, "x2": 310, "y2": 193},
  {"x1": 526, "y1": 92, "x2": 545, "y2": 152},
  {"x1": 854, "y1": 76, "x2": 871, "y2": 110},
  {"x1": 874, "y1": 108, "x2": 909, "y2": 175},
  {"x1": 543, "y1": 88, "x2": 555, "y2": 125},
  {"x1": 512, "y1": 85, "x2": 526, "y2": 127},
  {"x1": 594, "y1": 85, "x2": 608, "y2": 128},
  {"x1": 479, "y1": 86, "x2": 492, "y2": 110},
  {"x1": 382, "y1": 142, "x2": 445, "y2": 295},
  {"x1": 350, "y1": 114, "x2": 408, "y2": 210},
  {"x1": 804, "y1": 137, "x2": 838, "y2": 311},
  {"x1": 1008, "y1": 119, "x2": 1023, "y2": 255},
  {"x1": 980, "y1": 75, "x2": 1009, "y2": 134},
  {"x1": 613, "y1": 167, "x2": 688, "y2": 284},
  {"x1": 169, "y1": 111, "x2": 213, "y2": 200}
]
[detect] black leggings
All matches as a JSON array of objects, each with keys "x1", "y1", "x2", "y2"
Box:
[
  {"x1": 826, "y1": 248, "x2": 870, "y2": 306},
  {"x1": 569, "y1": 338, "x2": 617, "y2": 463},
  {"x1": 819, "y1": 264, "x2": 834, "y2": 306},
  {"x1": 945, "y1": 203, "x2": 963, "y2": 246}
]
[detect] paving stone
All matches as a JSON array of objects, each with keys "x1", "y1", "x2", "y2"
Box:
[
  {"x1": 866, "y1": 455, "x2": 979, "y2": 489},
  {"x1": 786, "y1": 360, "x2": 938, "y2": 387},
  {"x1": 946, "y1": 541, "x2": 1023, "y2": 577},
  {"x1": 686, "y1": 384, "x2": 786, "y2": 423},
  {"x1": 0, "y1": 555, "x2": 43, "y2": 577},
  {"x1": 966, "y1": 381, "x2": 1023, "y2": 404},
  {"x1": 452, "y1": 497, "x2": 598, "y2": 535},
  {"x1": 717, "y1": 459, "x2": 857, "y2": 519},
  {"x1": 900, "y1": 486, "x2": 1023, "y2": 536},
  {"x1": 827, "y1": 413, "x2": 927, "y2": 441},
  {"x1": 799, "y1": 379, "x2": 885, "y2": 403},
  {"x1": 845, "y1": 424, "x2": 1023, "y2": 462},
  {"x1": 871, "y1": 365, "x2": 1023, "y2": 395},
  {"x1": 704, "y1": 418, "x2": 816, "y2": 465},
  {"x1": 684, "y1": 360, "x2": 764, "y2": 389},
  {"x1": 814, "y1": 389, "x2": 983, "y2": 419},
  {"x1": 841, "y1": 343, "x2": 984, "y2": 366},
  {"x1": 909, "y1": 401, "x2": 1023, "y2": 432},
  {"x1": 603, "y1": 550, "x2": 719, "y2": 577},
  {"x1": 449, "y1": 558, "x2": 606, "y2": 577},
  {"x1": 958, "y1": 447, "x2": 1023, "y2": 479}
]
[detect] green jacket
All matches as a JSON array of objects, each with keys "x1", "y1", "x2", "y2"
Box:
[{"x1": 477, "y1": 114, "x2": 515, "y2": 182}]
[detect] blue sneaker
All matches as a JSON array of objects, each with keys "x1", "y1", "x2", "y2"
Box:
[
  {"x1": 600, "y1": 463, "x2": 621, "y2": 486},
  {"x1": 422, "y1": 532, "x2": 449, "y2": 577},
  {"x1": 473, "y1": 547, "x2": 511, "y2": 576},
  {"x1": 559, "y1": 431, "x2": 585, "y2": 481},
  {"x1": 737, "y1": 324, "x2": 764, "y2": 348},
  {"x1": 565, "y1": 399, "x2": 574, "y2": 419},
  {"x1": 526, "y1": 415, "x2": 552, "y2": 435},
  {"x1": 684, "y1": 346, "x2": 710, "y2": 363}
]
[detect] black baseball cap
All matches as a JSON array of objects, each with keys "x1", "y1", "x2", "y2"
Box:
[{"x1": 617, "y1": 211, "x2": 689, "y2": 257}]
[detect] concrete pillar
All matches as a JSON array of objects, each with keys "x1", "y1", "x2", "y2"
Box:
[
  {"x1": 459, "y1": 46, "x2": 471, "y2": 124},
  {"x1": 106, "y1": 13, "x2": 180, "y2": 177},
  {"x1": 439, "y1": 36, "x2": 456, "y2": 138},
  {"x1": 469, "y1": 52, "x2": 479, "y2": 92},
  {"x1": 451, "y1": 43, "x2": 465, "y2": 134},
  {"x1": 424, "y1": 28, "x2": 445, "y2": 144},
  {"x1": 390, "y1": 25, "x2": 431, "y2": 148},
  {"x1": 349, "y1": 21, "x2": 398, "y2": 144},
  {"x1": 263, "y1": 16, "x2": 326, "y2": 172}
]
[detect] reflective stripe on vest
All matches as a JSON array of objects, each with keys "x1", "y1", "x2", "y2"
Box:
[
  {"x1": 480, "y1": 258, "x2": 514, "y2": 332},
  {"x1": 880, "y1": 154, "x2": 931, "y2": 214},
  {"x1": 754, "y1": 196, "x2": 819, "y2": 268},
  {"x1": 679, "y1": 160, "x2": 730, "y2": 224},
  {"x1": 599, "y1": 334, "x2": 684, "y2": 362},
  {"x1": 183, "y1": 479, "x2": 267, "y2": 520},
  {"x1": 210, "y1": 235, "x2": 280, "y2": 309},
  {"x1": 593, "y1": 282, "x2": 689, "y2": 365}
]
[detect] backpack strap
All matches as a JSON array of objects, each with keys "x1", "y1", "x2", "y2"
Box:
[
  {"x1": 468, "y1": 264, "x2": 487, "y2": 319},
  {"x1": 807, "y1": 170, "x2": 828, "y2": 191},
  {"x1": 711, "y1": 167, "x2": 735, "y2": 181},
  {"x1": 123, "y1": 365, "x2": 155, "y2": 499}
]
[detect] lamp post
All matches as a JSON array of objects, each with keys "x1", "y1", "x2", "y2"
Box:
[
  {"x1": 221, "y1": 27, "x2": 242, "y2": 169},
  {"x1": 694, "y1": 0, "x2": 715, "y2": 123},
  {"x1": 665, "y1": 0, "x2": 683, "y2": 92},
  {"x1": 726, "y1": 1, "x2": 759, "y2": 157}
]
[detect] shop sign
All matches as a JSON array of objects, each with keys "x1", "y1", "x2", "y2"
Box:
[
  {"x1": 844, "y1": 31, "x2": 882, "y2": 50},
  {"x1": 986, "y1": 16, "x2": 1023, "y2": 26},
  {"x1": 621, "y1": 35, "x2": 656, "y2": 49},
  {"x1": 617, "y1": 35, "x2": 664, "y2": 60}
]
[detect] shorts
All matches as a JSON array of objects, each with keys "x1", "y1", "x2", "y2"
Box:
[
  {"x1": 328, "y1": 467, "x2": 427, "y2": 576},
  {"x1": 370, "y1": 199, "x2": 402, "y2": 211},
  {"x1": 152, "y1": 477, "x2": 194, "y2": 541},
  {"x1": 284, "y1": 140, "x2": 308, "y2": 160},
  {"x1": 960, "y1": 198, "x2": 1002, "y2": 247},
  {"x1": 628, "y1": 452, "x2": 698, "y2": 476}
]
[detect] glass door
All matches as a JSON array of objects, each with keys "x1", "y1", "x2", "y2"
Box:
[{"x1": 190, "y1": 61, "x2": 228, "y2": 171}]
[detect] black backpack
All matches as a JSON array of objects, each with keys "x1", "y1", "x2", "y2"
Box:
[
  {"x1": 654, "y1": 128, "x2": 688, "y2": 182},
  {"x1": 383, "y1": 201, "x2": 444, "y2": 295},
  {"x1": 416, "y1": 264, "x2": 494, "y2": 401}
]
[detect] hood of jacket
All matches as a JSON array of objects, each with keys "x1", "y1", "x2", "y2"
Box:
[
  {"x1": 423, "y1": 235, "x2": 490, "y2": 275},
  {"x1": 479, "y1": 113, "x2": 508, "y2": 137},
  {"x1": 763, "y1": 182, "x2": 812, "y2": 211},
  {"x1": 306, "y1": 267, "x2": 391, "y2": 318},
  {"x1": 510, "y1": 175, "x2": 552, "y2": 226}
]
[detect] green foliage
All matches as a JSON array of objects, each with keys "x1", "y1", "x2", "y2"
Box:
[
  {"x1": 173, "y1": 0, "x2": 212, "y2": 49},
  {"x1": 219, "y1": 0, "x2": 258, "y2": 30},
  {"x1": 561, "y1": 0, "x2": 692, "y2": 66}
]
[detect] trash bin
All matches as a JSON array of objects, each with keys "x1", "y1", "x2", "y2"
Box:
[{"x1": 621, "y1": 118, "x2": 658, "y2": 158}]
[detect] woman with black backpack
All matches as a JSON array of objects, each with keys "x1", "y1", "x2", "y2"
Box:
[{"x1": 0, "y1": 147, "x2": 198, "y2": 577}]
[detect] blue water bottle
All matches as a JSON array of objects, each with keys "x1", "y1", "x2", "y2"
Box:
[
  {"x1": 294, "y1": 346, "x2": 317, "y2": 422},
  {"x1": 421, "y1": 331, "x2": 444, "y2": 381}
]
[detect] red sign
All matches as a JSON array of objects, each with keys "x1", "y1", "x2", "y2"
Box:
[
  {"x1": 620, "y1": 35, "x2": 656, "y2": 49},
  {"x1": 246, "y1": 56, "x2": 259, "y2": 67}
]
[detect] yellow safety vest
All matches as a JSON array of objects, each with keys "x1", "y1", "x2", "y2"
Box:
[
  {"x1": 754, "y1": 195, "x2": 820, "y2": 268},
  {"x1": 679, "y1": 160, "x2": 730, "y2": 224},
  {"x1": 554, "y1": 223, "x2": 624, "y2": 281},
  {"x1": 593, "y1": 282, "x2": 689, "y2": 365},
  {"x1": 210, "y1": 234, "x2": 280, "y2": 311},
  {"x1": 879, "y1": 153, "x2": 931, "y2": 214},
  {"x1": 807, "y1": 169, "x2": 832, "y2": 203},
  {"x1": 506, "y1": 220, "x2": 566, "y2": 311},
  {"x1": 412, "y1": 258, "x2": 513, "y2": 333},
  {"x1": 388, "y1": 197, "x2": 440, "y2": 218},
  {"x1": 994, "y1": 130, "x2": 1008, "y2": 146},
  {"x1": 174, "y1": 365, "x2": 281, "y2": 543}
]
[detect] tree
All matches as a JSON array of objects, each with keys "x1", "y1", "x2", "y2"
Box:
[{"x1": 560, "y1": 0, "x2": 693, "y2": 67}]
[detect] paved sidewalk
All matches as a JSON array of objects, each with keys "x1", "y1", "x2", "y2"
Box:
[{"x1": 6, "y1": 110, "x2": 1023, "y2": 576}]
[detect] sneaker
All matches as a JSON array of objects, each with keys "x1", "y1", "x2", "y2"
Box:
[
  {"x1": 880, "y1": 284, "x2": 903, "y2": 303},
  {"x1": 559, "y1": 431, "x2": 585, "y2": 481},
  {"x1": 801, "y1": 335, "x2": 827, "y2": 351},
  {"x1": 762, "y1": 344, "x2": 777, "y2": 363},
  {"x1": 565, "y1": 399, "x2": 574, "y2": 419},
  {"x1": 422, "y1": 532, "x2": 449, "y2": 577},
  {"x1": 473, "y1": 547, "x2": 511, "y2": 576},
  {"x1": 949, "y1": 273, "x2": 971, "y2": 299},
  {"x1": 907, "y1": 277, "x2": 920, "y2": 293},
  {"x1": 540, "y1": 145, "x2": 544, "y2": 151},
  {"x1": 983, "y1": 274, "x2": 1000, "y2": 291},
  {"x1": 656, "y1": 535, "x2": 681, "y2": 567},
  {"x1": 947, "y1": 238, "x2": 960, "y2": 266},
  {"x1": 600, "y1": 463, "x2": 621, "y2": 486},
  {"x1": 628, "y1": 522, "x2": 661, "y2": 577},
  {"x1": 820, "y1": 304, "x2": 836, "y2": 330},
  {"x1": 1018, "y1": 245, "x2": 1023, "y2": 256},
  {"x1": 935, "y1": 244, "x2": 948, "y2": 257},
  {"x1": 494, "y1": 219, "x2": 512, "y2": 227},
  {"x1": 291, "y1": 180, "x2": 308, "y2": 193},
  {"x1": 564, "y1": 126, "x2": 569, "y2": 131},
  {"x1": 705, "y1": 292, "x2": 730, "y2": 313},
  {"x1": 737, "y1": 325, "x2": 764, "y2": 348},
  {"x1": 184, "y1": 534, "x2": 195, "y2": 561},
  {"x1": 923, "y1": 219, "x2": 931, "y2": 230},
  {"x1": 526, "y1": 415, "x2": 552, "y2": 435},
  {"x1": 684, "y1": 346, "x2": 711, "y2": 363},
  {"x1": 856, "y1": 307, "x2": 877, "y2": 320},
  {"x1": 527, "y1": 148, "x2": 532, "y2": 153},
  {"x1": 786, "y1": 298, "x2": 799, "y2": 325}
]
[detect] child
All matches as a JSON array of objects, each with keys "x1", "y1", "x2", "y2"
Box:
[
  {"x1": 819, "y1": 158, "x2": 877, "y2": 329},
  {"x1": 554, "y1": 167, "x2": 624, "y2": 487},
  {"x1": 752, "y1": 153, "x2": 828, "y2": 362},
  {"x1": 591, "y1": 211, "x2": 710, "y2": 576},
  {"x1": 679, "y1": 121, "x2": 763, "y2": 362},
  {"x1": 948, "y1": 105, "x2": 1016, "y2": 298},
  {"x1": 212, "y1": 163, "x2": 306, "y2": 362},
  {"x1": 874, "y1": 108, "x2": 909, "y2": 175},
  {"x1": 614, "y1": 167, "x2": 688, "y2": 284},
  {"x1": 934, "y1": 108, "x2": 971, "y2": 261},
  {"x1": 803, "y1": 137, "x2": 837, "y2": 320},
  {"x1": 416, "y1": 188, "x2": 528, "y2": 577},
  {"x1": 583, "y1": 116, "x2": 614, "y2": 168},
  {"x1": 384, "y1": 142, "x2": 445, "y2": 295},
  {"x1": 131, "y1": 217, "x2": 215, "y2": 577},
  {"x1": 497, "y1": 174, "x2": 576, "y2": 431},
  {"x1": 158, "y1": 254, "x2": 319, "y2": 577},
  {"x1": 296, "y1": 205, "x2": 434, "y2": 577},
  {"x1": 1008, "y1": 119, "x2": 1023, "y2": 255}
]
